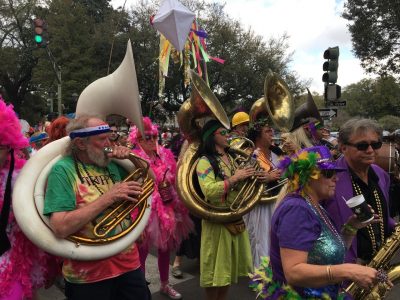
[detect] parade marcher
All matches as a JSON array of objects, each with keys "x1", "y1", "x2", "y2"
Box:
[
  {"x1": 128, "y1": 117, "x2": 193, "y2": 300},
  {"x1": 29, "y1": 131, "x2": 49, "y2": 152},
  {"x1": 44, "y1": 115, "x2": 70, "y2": 145},
  {"x1": 108, "y1": 124, "x2": 120, "y2": 145},
  {"x1": 196, "y1": 119, "x2": 254, "y2": 300},
  {"x1": 230, "y1": 112, "x2": 249, "y2": 139},
  {"x1": 267, "y1": 146, "x2": 384, "y2": 299},
  {"x1": 324, "y1": 118, "x2": 396, "y2": 264},
  {"x1": 243, "y1": 118, "x2": 282, "y2": 267},
  {"x1": 0, "y1": 97, "x2": 58, "y2": 300},
  {"x1": 43, "y1": 116, "x2": 150, "y2": 300}
]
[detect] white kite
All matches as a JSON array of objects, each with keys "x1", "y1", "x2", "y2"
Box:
[{"x1": 152, "y1": 0, "x2": 195, "y2": 51}]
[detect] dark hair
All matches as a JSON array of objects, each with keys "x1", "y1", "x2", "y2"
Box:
[
  {"x1": 199, "y1": 119, "x2": 221, "y2": 157},
  {"x1": 199, "y1": 119, "x2": 230, "y2": 178},
  {"x1": 247, "y1": 118, "x2": 270, "y2": 143}
]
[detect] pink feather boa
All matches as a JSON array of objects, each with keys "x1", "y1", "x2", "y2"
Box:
[
  {"x1": 131, "y1": 145, "x2": 193, "y2": 251},
  {"x1": 0, "y1": 158, "x2": 60, "y2": 300}
]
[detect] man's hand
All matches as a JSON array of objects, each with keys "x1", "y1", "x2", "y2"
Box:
[
  {"x1": 104, "y1": 180, "x2": 143, "y2": 205},
  {"x1": 107, "y1": 145, "x2": 132, "y2": 159}
]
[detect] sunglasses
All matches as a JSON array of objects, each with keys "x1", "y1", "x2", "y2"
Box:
[
  {"x1": 140, "y1": 134, "x2": 158, "y2": 141},
  {"x1": 215, "y1": 130, "x2": 230, "y2": 136},
  {"x1": 320, "y1": 169, "x2": 337, "y2": 179},
  {"x1": 346, "y1": 140, "x2": 382, "y2": 151}
]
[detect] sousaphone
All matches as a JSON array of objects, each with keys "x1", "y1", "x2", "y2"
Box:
[
  {"x1": 13, "y1": 40, "x2": 152, "y2": 260},
  {"x1": 291, "y1": 88, "x2": 323, "y2": 131},
  {"x1": 176, "y1": 71, "x2": 264, "y2": 222},
  {"x1": 246, "y1": 70, "x2": 295, "y2": 202}
]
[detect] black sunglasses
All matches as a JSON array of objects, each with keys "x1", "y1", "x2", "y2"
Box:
[
  {"x1": 320, "y1": 169, "x2": 337, "y2": 179},
  {"x1": 346, "y1": 140, "x2": 382, "y2": 151}
]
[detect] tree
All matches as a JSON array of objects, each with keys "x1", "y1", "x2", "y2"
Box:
[
  {"x1": 0, "y1": 0, "x2": 44, "y2": 120},
  {"x1": 378, "y1": 115, "x2": 400, "y2": 131},
  {"x1": 341, "y1": 76, "x2": 400, "y2": 119},
  {"x1": 343, "y1": 0, "x2": 400, "y2": 77},
  {"x1": 127, "y1": 0, "x2": 310, "y2": 121}
]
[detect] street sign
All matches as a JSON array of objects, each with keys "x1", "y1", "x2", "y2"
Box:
[
  {"x1": 319, "y1": 108, "x2": 337, "y2": 119},
  {"x1": 327, "y1": 100, "x2": 346, "y2": 107}
]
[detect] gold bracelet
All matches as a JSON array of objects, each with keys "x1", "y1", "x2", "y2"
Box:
[{"x1": 326, "y1": 265, "x2": 334, "y2": 283}]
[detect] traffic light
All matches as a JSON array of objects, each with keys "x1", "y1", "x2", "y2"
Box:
[
  {"x1": 33, "y1": 18, "x2": 47, "y2": 48},
  {"x1": 322, "y1": 46, "x2": 339, "y2": 84},
  {"x1": 324, "y1": 84, "x2": 341, "y2": 101}
]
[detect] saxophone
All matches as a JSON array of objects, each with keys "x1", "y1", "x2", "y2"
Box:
[{"x1": 345, "y1": 224, "x2": 400, "y2": 299}]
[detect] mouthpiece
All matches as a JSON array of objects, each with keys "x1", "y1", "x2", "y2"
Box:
[{"x1": 103, "y1": 147, "x2": 113, "y2": 154}]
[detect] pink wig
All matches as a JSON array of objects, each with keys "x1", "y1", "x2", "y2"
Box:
[
  {"x1": 0, "y1": 96, "x2": 29, "y2": 150},
  {"x1": 129, "y1": 117, "x2": 159, "y2": 145}
]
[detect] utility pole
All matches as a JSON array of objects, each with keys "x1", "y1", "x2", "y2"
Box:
[{"x1": 45, "y1": 46, "x2": 62, "y2": 116}]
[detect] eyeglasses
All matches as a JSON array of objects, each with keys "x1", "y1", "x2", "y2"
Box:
[
  {"x1": 140, "y1": 135, "x2": 158, "y2": 141},
  {"x1": 320, "y1": 169, "x2": 336, "y2": 179},
  {"x1": 214, "y1": 130, "x2": 230, "y2": 136},
  {"x1": 345, "y1": 140, "x2": 382, "y2": 151}
]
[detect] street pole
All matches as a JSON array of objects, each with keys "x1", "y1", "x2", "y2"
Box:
[
  {"x1": 45, "y1": 46, "x2": 62, "y2": 116},
  {"x1": 57, "y1": 67, "x2": 62, "y2": 115}
]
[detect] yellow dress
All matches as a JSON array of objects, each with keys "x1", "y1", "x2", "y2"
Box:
[{"x1": 196, "y1": 155, "x2": 253, "y2": 287}]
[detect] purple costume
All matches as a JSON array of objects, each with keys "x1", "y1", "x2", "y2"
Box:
[
  {"x1": 270, "y1": 194, "x2": 346, "y2": 298},
  {"x1": 323, "y1": 156, "x2": 396, "y2": 263}
]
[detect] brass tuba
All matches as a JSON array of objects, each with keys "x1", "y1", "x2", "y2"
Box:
[
  {"x1": 176, "y1": 70, "x2": 264, "y2": 222},
  {"x1": 13, "y1": 40, "x2": 153, "y2": 260},
  {"x1": 241, "y1": 71, "x2": 295, "y2": 203}
]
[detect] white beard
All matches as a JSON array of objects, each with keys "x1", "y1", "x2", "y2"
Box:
[{"x1": 87, "y1": 148, "x2": 110, "y2": 167}]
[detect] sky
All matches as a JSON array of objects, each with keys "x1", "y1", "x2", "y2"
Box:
[{"x1": 111, "y1": 0, "x2": 372, "y2": 94}]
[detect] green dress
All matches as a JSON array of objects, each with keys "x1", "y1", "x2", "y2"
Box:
[{"x1": 196, "y1": 155, "x2": 253, "y2": 287}]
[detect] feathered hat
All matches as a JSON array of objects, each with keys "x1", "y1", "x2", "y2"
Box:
[
  {"x1": 129, "y1": 117, "x2": 159, "y2": 145},
  {"x1": 0, "y1": 96, "x2": 29, "y2": 150},
  {"x1": 278, "y1": 146, "x2": 345, "y2": 193}
]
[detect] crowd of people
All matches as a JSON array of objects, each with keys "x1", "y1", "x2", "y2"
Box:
[{"x1": 1, "y1": 91, "x2": 399, "y2": 300}]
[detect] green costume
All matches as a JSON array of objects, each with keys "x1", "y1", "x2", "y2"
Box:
[{"x1": 196, "y1": 155, "x2": 253, "y2": 287}]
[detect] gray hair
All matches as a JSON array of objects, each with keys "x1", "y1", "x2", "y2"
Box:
[
  {"x1": 338, "y1": 118, "x2": 382, "y2": 144},
  {"x1": 64, "y1": 114, "x2": 104, "y2": 155}
]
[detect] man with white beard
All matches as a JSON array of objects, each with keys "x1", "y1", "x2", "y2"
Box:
[{"x1": 43, "y1": 115, "x2": 150, "y2": 300}]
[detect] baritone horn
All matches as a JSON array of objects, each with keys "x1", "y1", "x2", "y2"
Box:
[
  {"x1": 13, "y1": 40, "x2": 153, "y2": 260},
  {"x1": 74, "y1": 148, "x2": 154, "y2": 242},
  {"x1": 176, "y1": 70, "x2": 264, "y2": 222}
]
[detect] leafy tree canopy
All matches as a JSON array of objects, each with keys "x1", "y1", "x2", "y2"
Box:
[{"x1": 343, "y1": 0, "x2": 400, "y2": 77}]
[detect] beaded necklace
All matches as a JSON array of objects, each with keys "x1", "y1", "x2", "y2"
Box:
[
  {"x1": 304, "y1": 194, "x2": 345, "y2": 249},
  {"x1": 216, "y1": 153, "x2": 235, "y2": 179},
  {"x1": 73, "y1": 156, "x2": 115, "y2": 195},
  {"x1": 351, "y1": 178, "x2": 384, "y2": 255}
]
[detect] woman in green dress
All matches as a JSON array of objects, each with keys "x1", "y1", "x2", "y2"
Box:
[{"x1": 196, "y1": 119, "x2": 255, "y2": 300}]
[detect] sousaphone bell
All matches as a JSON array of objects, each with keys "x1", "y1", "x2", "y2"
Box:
[{"x1": 176, "y1": 71, "x2": 264, "y2": 222}]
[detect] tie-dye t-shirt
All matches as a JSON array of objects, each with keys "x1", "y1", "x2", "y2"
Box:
[{"x1": 43, "y1": 155, "x2": 140, "y2": 283}]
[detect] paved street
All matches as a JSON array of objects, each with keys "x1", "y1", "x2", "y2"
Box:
[
  {"x1": 37, "y1": 252, "x2": 255, "y2": 300},
  {"x1": 37, "y1": 250, "x2": 400, "y2": 300}
]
